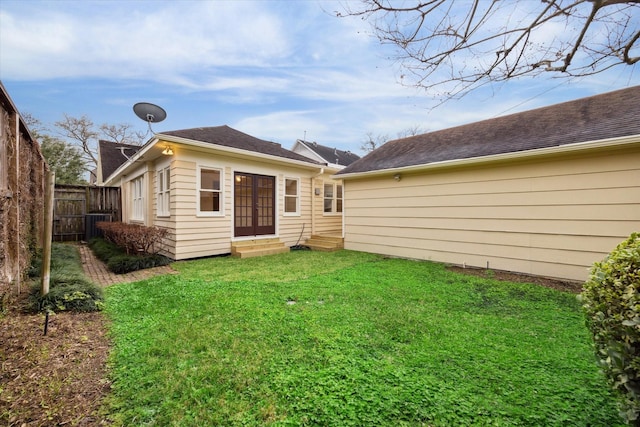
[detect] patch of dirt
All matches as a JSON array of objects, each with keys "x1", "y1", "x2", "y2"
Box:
[
  {"x1": 447, "y1": 265, "x2": 584, "y2": 294},
  {"x1": 0, "y1": 292, "x2": 111, "y2": 426}
]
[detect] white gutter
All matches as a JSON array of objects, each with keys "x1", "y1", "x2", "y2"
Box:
[{"x1": 336, "y1": 134, "x2": 640, "y2": 180}]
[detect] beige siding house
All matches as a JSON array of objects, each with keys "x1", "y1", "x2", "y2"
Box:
[
  {"x1": 102, "y1": 126, "x2": 344, "y2": 259},
  {"x1": 336, "y1": 86, "x2": 640, "y2": 282}
]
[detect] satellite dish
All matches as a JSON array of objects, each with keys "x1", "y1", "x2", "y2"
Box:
[{"x1": 133, "y1": 102, "x2": 167, "y2": 134}]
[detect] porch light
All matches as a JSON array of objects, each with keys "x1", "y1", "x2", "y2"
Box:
[{"x1": 162, "y1": 145, "x2": 174, "y2": 156}]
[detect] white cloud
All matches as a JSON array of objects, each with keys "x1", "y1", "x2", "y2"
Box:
[
  {"x1": 0, "y1": 1, "x2": 290, "y2": 80},
  {"x1": 1, "y1": 0, "x2": 636, "y2": 155}
]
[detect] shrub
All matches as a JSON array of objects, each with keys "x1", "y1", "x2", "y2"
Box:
[
  {"x1": 107, "y1": 254, "x2": 171, "y2": 274},
  {"x1": 29, "y1": 243, "x2": 104, "y2": 313},
  {"x1": 97, "y1": 221, "x2": 168, "y2": 255},
  {"x1": 88, "y1": 237, "x2": 171, "y2": 274},
  {"x1": 28, "y1": 243, "x2": 85, "y2": 278},
  {"x1": 88, "y1": 236, "x2": 123, "y2": 263},
  {"x1": 582, "y1": 232, "x2": 640, "y2": 424},
  {"x1": 31, "y1": 275, "x2": 104, "y2": 312}
]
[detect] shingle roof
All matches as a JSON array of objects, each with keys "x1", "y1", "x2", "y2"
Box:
[
  {"x1": 297, "y1": 140, "x2": 360, "y2": 166},
  {"x1": 160, "y1": 125, "x2": 322, "y2": 164},
  {"x1": 98, "y1": 140, "x2": 141, "y2": 181},
  {"x1": 337, "y1": 86, "x2": 640, "y2": 175}
]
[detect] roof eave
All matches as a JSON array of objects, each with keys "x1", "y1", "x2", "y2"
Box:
[
  {"x1": 103, "y1": 133, "x2": 330, "y2": 186},
  {"x1": 157, "y1": 133, "x2": 325, "y2": 169},
  {"x1": 103, "y1": 136, "x2": 159, "y2": 186},
  {"x1": 337, "y1": 134, "x2": 640, "y2": 180}
]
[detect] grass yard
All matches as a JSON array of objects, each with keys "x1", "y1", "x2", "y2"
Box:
[{"x1": 103, "y1": 250, "x2": 622, "y2": 426}]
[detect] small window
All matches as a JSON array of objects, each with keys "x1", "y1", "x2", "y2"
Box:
[
  {"x1": 284, "y1": 178, "x2": 299, "y2": 215},
  {"x1": 157, "y1": 167, "x2": 170, "y2": 217},
  {"x1": 131, "y1": 176, "x2": 144, "y2": 221},
  {"x1": 199, "y1": 167, "x2": 222, "y2": 215},
  {"x1": 324, "y1": 183, "x2": 343, "y2": 214},
  {"x1": 324, "y1": 183, "x2": 333, "y2": 213}
]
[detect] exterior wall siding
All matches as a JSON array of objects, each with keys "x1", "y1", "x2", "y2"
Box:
[
  {"x1": 312, "y1": 176, "x2": 343, "y2": 236},
  {"x1": 343, "y1": 147, "x2": 640, "y2": 281},
  {"x1": 144, "y1": 148, "x2": 340, "y2": 260}
]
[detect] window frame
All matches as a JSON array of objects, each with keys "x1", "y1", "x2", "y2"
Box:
[
  {"x1": 131, "y1": 175, "x2": 144, "y2": 222},
  {"x1": 197, "y1": 165, "x2": 224, "y2": 217},
  {"x1": 157, "y1": 166, "x2": 170, "y2": 217},
  {"x1": 323, "y1": 182, "x2": 343, "y2": 215},
  {"x1": 283, "y1": 177, "x2": 300, "y2": 216}
]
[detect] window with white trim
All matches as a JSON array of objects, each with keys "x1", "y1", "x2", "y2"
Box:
[
  {"x1": 198, "y1": 167, "x2": 222, "y2": 215},
  {"x1": 323, "y1": 183, "x2": 343, "y2": 214},
  {"x1": 284, "y1": 178, "x2": 299, "y2": 215},
  {"x1": 131, "y1": 175, "x2": 144, "y2": 221},
  {"x1": 157, "y1": 166, "x2": 170, "y2": 217}
]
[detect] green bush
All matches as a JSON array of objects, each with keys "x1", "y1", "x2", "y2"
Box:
[
  {"x1": 28, "y1": 243, "x2": 85, "y2": 278},
  {"x1": 582, "y1": 232, "x2": 640, "y2": 424},
  {"x1": 89, "y1": 237, "x2": 171, "y2": 274},
  {"x1": 32, "y1": 276, "x2": 104, "y2": 312},
  {"x1": 88, "y1": 236, "x2": 123, "y2": 263},
  {"x1": 107, "y1": 254, "x2": 171, "y2": 274},
  {"x1": 29, "y1": 243, "x2": 104, "y2": 313}
]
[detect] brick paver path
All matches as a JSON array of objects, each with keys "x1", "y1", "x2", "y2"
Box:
[{"x1": 78, "y1": 244, "x2": 178, "y2": 287}]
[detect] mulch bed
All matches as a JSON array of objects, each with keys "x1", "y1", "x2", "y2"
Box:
[{"x1": 0, "y1": 292, "x2": 111, "y2": 426}]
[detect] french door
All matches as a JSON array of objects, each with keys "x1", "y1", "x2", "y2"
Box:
[{"x1": 234, "y1": 172, "x2": 276, "y2": 237}]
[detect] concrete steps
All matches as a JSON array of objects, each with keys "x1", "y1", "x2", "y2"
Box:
[
  {"x1": 231, "y1": 238, "x2": 290, "y2": 258},
  {"x1": 304, "y1": 235, "x2": 344, "y2": 252}
]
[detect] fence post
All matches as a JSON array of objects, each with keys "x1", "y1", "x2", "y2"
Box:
[{"x1": 41, "y1": 171, "x2": 55, "y2": 296}]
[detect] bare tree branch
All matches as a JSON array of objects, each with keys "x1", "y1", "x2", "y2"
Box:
[
  {"x1": 55, "y1": 114, "x2": 146, "y2": 169},
  {"x1": 337, "y1": 0, "x2": 640, "y2": 99},
  {"x1": 99, "y1": 123, "x2": 146, "y2": 145},
  {"x1": 55, "y1": 114, "x2": 99, "y2": 166}
]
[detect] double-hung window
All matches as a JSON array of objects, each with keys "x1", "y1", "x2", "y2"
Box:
[
  {"x1": 198, "y1": 167, "x2": 222, "y2": 215},
  {"x1": 284, "y1": 178, "x2": 299, "y2": 215},
  {"x1": 323, "y1": 183, "x2": 343, "y2": 214},
  {"x1": 131, "y1": 176, "x2": 144, "y2": 221},
  {"x1": 157, "y1": 166, "x2": 170, "y2": 217}
]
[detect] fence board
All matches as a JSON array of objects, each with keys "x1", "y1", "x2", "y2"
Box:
[{"x1": 53, "y1": 185, "x2": 121, "y2": 241}]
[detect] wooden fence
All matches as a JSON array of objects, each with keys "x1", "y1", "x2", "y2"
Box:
[{"x1": 54, "y1": 185, "x2": 121, "y2": 242}]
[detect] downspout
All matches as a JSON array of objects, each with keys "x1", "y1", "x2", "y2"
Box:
[
  {"x1": 311, "y1": 167, "x2": 325, "y2": 235},
  {"x1": 146, "y1": 161, "x2": 154, "y2": 226},
  {"x1": 341, "y1": 180, "x2": 345, "y2": 239}
]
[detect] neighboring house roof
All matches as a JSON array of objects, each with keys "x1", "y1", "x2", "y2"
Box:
[
  {"x1": 160, "y1": 125, "x2": 322, "y2": 165},
  {"x1": 293, "y1": 139, "x2": 360, "y2": 166},
  {"x1": 98, "y1": 140, "x2": 141, "y2": 182},
  {"x1": 338, "y1": 86, "x2": 640, "y2": 176}
]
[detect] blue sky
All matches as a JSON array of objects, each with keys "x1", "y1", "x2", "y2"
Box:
[{"x1": 1, "y1": 0, "x2": 638, "y2": 155}]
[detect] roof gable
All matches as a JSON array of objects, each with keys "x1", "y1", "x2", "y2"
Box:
[
  {"x1": 338, "y1": 86, "x2": 640, "y2": 175},
  {"x1": 295, "y1": 140, "x2": 360, "y2": 166},
  {"x1": 98, "y1": 140, "x2": 141, "y2": 182},
  {"x1": 160, "y1": 125, "x2": 321, "y2": 164}
]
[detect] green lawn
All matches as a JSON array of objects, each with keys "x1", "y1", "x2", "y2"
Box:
[{"x1": 104, "y1": 250, "x2": 622, "y2": 426}]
